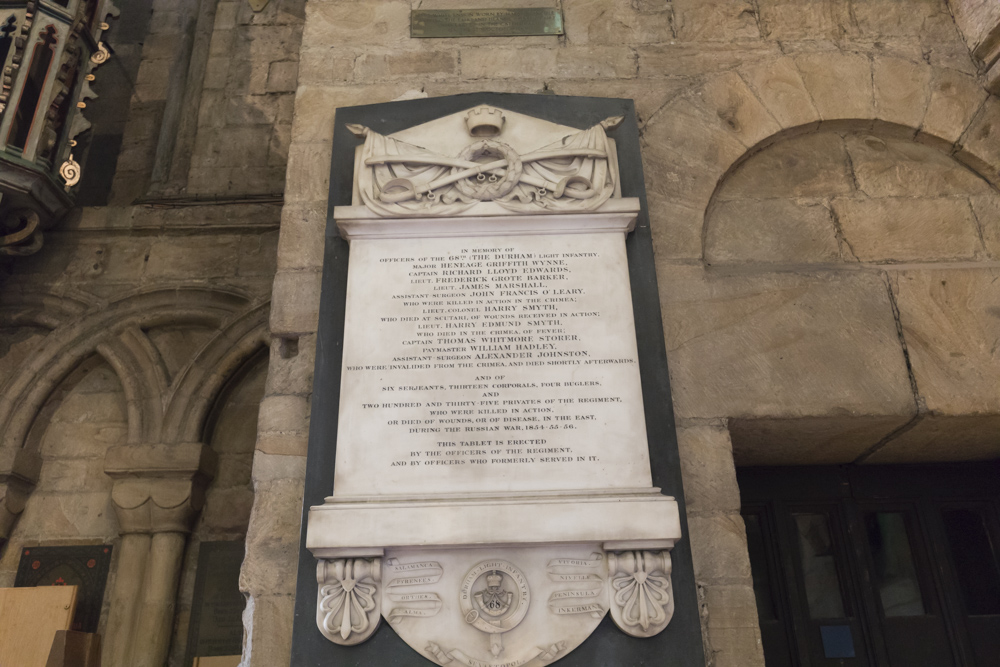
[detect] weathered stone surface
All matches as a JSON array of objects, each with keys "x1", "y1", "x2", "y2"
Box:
[
  {"x1": 714, "y1": 131, "x2": 853, "y2": 200},
  {"x1": 243, "y1": 594, "x2": 295, "y2": 667},
  {"x1": 957, "y1": 97, "x2": 1000, "y2": 186},
  {"x1": 920, "y1": 68, "x2": 987, "y2": 146},
  {"x1": 200, "y1": 486, "x2": 253, "y2": 532},
  {"x1": 710, "y1": 626, "x2": 767, "y2": 667},
  {"x1": 256, "y1": 432, "x2": 308, "y2": 458},
  {"x1": 264, "y1": 334, "x2": 316, "y2": 396},
  {"x1": 706, "y1": 199, "x2": 840, "y2": 264},
  {"x1": 644, "y1": 99, "x2": 749, "y2": 173},
  {"x1": 873, "y1": 57, "x2": 931, "y2": 129},
  {"x1": 676, "y1": 423, "x2": 740, "y2": 512},
  {"x1": 648, "y1": 193, "x2": 704, "y2": 261},
  {"x1": 672, "y1": 0, "x2": 760, "y2": 41},
  {"x1": 845, "y1": 133, "x2": 991, "y2": 198},
  {"x1": 303, "y1": 2, "x2": 409, "y2": 47},
  {"x1": 270, "y1": 269, "x2": 322, "y2": 335},
  {"x1": 729, "y1": 415, "x2": 914, "y2": 465},
  {"x1": 257, "y1": 395, "x2": 310, "y2": 434},
  {"x1": 147, "y1": 327, "x2": 217, "y2": 381},
  {"x1": 659, "y1": 265, "x2": 914, "y2": 419},
  {"x1": 354, "y1": 50, "x2": 459, "y2": 80},
  {"x1": 241, "y1": 477, "x2": 304, "y2": 596},
  {"x1": 562, "y1": 0, "x2": 673, "y2": 45},
  {"x1": 546, "y1": 78, "x2": 688, "y2": 126},
  {"x1": 833, "y1": 197, "x2": 983, "y2": 262},
  {"x1": 891, "y1": 268, "x2": 1000, "y2": 415},
  {"x1": 276, "y1": 202, "x2": 327, "y2": 271},
  {"x1": 687, "y1": 514, "x2": 752, "y2": 581},
  {"x1": 283, "y1": 141, "x2": 333, "y2": 203},
  {"x1": 461, "y1": 48, "x2": 558, "y2": 79},
  {"x1": 146, "y1": 236, "x2": 244, "y2": 279},
  {"x1": 795, "y1": 52, "x2": 875, "y2": 123},
  {"x1": 865, "y1": 414, "x2": 1000, "y2": 462},
  {"x1": 971, "y1": 195, "x2": 1000, "y2": 258},
  {"x1": 739, "y1": 58, "x2": 819, "y2": 130},
  {"x1": 948, "y1": 0, "x2": 1000, "y2": 57},
  {"x1": 702, "y1": 584, "x2": 760, "y2": 630},
  {"x1": 852, "y1": 0, "x2": 947, "y2": 39},
  {"x1": 757, "y1": 0, "x2": 852, "y2": 41},
  {"x1": 252, "y1": 452, "x2": 306, "y2": 483},
  {"x1": 266, "y1": 60, "x2": 300, "y2": 93},
  {"x1": 555, "y1": 46, "x2": 637, "y2": 79},
  {"x1": 639, "y1": 43, "x2": 781, "y2": 78},
  {"x1": 690, "y1": 71, "x2": 783, "y2": 149}
]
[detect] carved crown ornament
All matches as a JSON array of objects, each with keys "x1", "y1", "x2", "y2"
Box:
[
  {"x1": 343, "y1": 104, "x2": 627, "y2": 220},
  {"x1": 0, "y1": 0, "x2": 119, "y2": 262}
]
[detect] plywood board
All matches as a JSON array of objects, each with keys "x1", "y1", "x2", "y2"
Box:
[{"x1": 0, "y1": 586, "x2": 78, "y2": 667}]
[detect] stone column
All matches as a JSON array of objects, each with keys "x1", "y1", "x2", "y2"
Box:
[{"x1": 104, "y1": 442, "x2": 216, "y2": 667}]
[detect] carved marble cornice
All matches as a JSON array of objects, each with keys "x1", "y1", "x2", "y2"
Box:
[{"x1": 104, "y1": 442, "x2": 216, "y2": 534}]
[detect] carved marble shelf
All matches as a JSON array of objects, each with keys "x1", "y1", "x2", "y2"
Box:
[
  {"x1": 307, "y1": 488, "x2": 679, "y2": 558},
  {"x1": 334, "y1": 198, "x2": 640, "y2": 241}
]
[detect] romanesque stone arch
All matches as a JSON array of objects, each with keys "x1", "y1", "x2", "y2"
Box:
[{"x1": 640, "y1": 54, "x2": 998, "y2": 262}]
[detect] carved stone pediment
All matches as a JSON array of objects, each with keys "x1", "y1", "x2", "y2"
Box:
[{"x1": 343, "y1": 105, "x2": 627, "y2": 220}]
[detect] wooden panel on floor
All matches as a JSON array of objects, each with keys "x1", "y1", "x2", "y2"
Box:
[
  {"x1": 45, "y1": 630, "x2": 101, "y2": 667},
  {"x1": 0, "y1": 586, "x2": 78, "y2": 667},
  {"x1": 193, "y1": 656, "x2": 242, "y2": 667}
]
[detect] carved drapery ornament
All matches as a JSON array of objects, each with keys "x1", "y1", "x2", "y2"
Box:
[{"x1": 347, "y1": 105, "x2": 623, "y2": 218}]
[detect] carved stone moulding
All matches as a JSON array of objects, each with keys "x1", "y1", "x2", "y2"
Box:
[{"x1": 313, "y1": 545, "x2": 677, "y2": 665}]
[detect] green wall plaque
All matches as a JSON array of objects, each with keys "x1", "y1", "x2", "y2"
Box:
[{"x1": 411, "y1": 8, "x2": 564, "y2": 38}]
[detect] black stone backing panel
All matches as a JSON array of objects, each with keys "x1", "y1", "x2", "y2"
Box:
[{"x1": 291, "y1": 92, "x2": 706, "y2": 667}]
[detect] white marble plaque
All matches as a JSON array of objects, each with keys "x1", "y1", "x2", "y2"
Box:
[{"x1": 333, "y1": 232, "x2": 651, "y2": 498}]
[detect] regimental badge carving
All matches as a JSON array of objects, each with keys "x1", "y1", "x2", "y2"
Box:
[
  {"x1": 460, "y1": 560, "x2": 530, "y2": 657},
  {"x1": 385, "y1": 558, "x2": 443, "y2": 624},
  {"x1": 346, "y1": 105, "x2": 623, "y2": 217},
  {"x1": 315, "y1": 557, "x2": 382, "y2": 645},
  {"x1": 607, "y1": 551, "x2": 674, "y2": 638}
]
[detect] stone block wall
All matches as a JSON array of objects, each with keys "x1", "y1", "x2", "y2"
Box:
[
  {"x1": 948, "y1": 0, "x2": 1000, "y2": 91},
  {"x1": 253, "y1": 1, "x2": 998, "y2": 665},
  {"x1": 0, "y1": 0, "x2": 995, "y2": 665}
]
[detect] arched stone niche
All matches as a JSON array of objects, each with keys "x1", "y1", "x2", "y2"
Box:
[
  {"x1": 692, "y1": 126, "x2": 1000, "y2": 466},
  {"x1": 705, "y1": 129, "x2": 999, "y2": 266},
  {"x1": 0, "y1": 286, "x2": 271, "y2": 667}
]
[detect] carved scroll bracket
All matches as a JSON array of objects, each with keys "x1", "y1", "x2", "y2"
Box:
[
  {"x1": 316, "y1": 557, "x2": 382, "y2": 645},
  {"x1": 607, "y1": 550, "x2": 674, "y2": 638}
]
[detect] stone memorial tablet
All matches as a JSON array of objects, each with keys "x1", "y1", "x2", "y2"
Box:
[{"x1": 304, "y1": 102, "x2": 684, "y2": 666}]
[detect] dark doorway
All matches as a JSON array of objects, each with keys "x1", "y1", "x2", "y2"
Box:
[{"x1": 738, "y1": 463, "x2": 1000, "y2": 667}]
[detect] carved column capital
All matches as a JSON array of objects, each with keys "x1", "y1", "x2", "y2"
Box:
[
  {"x1": 0, "y1": 449, "x2": 41, "y2": 544},
  {"x1": 104, "y1": 442, "x2": 216, "y2": 534},
  {"x1": 607, "y1": 550, "x2": 674, "y2": 638},
  {"x1": 316, "y1": 557, "x2": 382, "y2": 645}
]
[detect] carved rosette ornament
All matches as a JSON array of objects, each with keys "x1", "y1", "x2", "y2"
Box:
[
  {"x1": 608, "y1": 551, "x2": 674, "y2": 638},
  {"x1": 316, "y1": 557, "x2": 382, "y2": 645}
]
